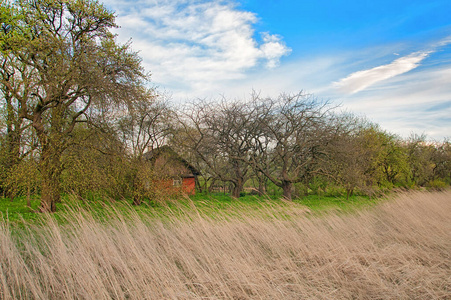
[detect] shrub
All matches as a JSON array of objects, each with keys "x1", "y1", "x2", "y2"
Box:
[{"x1": 426, "y1": 179, "x2": 447, "y2": 190}]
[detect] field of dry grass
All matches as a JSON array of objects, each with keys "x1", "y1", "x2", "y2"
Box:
[{"x1": 1, "y1": 191, "x2": 450, "y2": 299}]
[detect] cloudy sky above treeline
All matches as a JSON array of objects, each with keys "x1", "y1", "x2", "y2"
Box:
[{"x1": 104, "y1": 0, "x2": 451, "y2": 141}]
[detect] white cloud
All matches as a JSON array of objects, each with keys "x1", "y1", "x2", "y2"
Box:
[
  {"x1": 260, "y1": 33, "x2": 292, "y2": 68},
  {"x1": 332, "y1": 35, "x2": 451, "y2": 95},
  {"x1": 107, "y1": 0, "x2": 291, "y2": 96},
  {"x1": 433, "y1": 35, "x2": 451, "y2": 47},
  {"x1": 333, "y1": 51, "x2": 430, "y2": 94},
  {"x1": 338, "y1": 66, "x2": 451, "y2": 140}
]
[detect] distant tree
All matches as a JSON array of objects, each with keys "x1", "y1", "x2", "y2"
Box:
[
  {"x1": 117, "y1": 94, "x2": 172, "y2": 159},
  {"x1": 247, "y1": 92, "x2": 337, "y2": 200},
  {"x1": 375, "y1": 132, "x2": 409, "y2": 188},
  {"x1": 404, "y1": 134, "x2": 435, "y2": 186},
  {"x1": 324, "y1": 115, "x2": 359, "y2": 199},
  {"x1": 336, "y1": 126, "x2": 410, "y2": 191},
  {"x1": 116, "y1": 95, "x2": 173, "y2": 205},
  {"x1": 176, "y1": 99, "x2": 254, "y2": 197},
  {"x1": 326, "y1": 118, "x2": 396, "y2": 198},
  {"x1": 431, "y1": 139, "x2": 451, "y2": 185}
]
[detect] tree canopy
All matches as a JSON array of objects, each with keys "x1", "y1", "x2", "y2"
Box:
[{"x1": 0, "y1": 0, "x2": 150, "y2": 211}]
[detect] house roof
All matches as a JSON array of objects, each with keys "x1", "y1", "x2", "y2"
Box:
[{"x1": 143, "y1": 145, "x2": 201, "y2": 176}]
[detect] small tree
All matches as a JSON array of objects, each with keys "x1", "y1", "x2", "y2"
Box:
[
  {"x1": 326, "y1": 119, "x2": 383, "y2": 199},
  {"x1": 405, "y1": 134, "x2": 435, "y2": 186},
  {"x1": 431, "y1": 139, "x2": 451, "y2": 186}
]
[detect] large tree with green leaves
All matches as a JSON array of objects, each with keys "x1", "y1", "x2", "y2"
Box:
[{"x1": 0, "y1": 0, "x2": 148, "y2": 211}]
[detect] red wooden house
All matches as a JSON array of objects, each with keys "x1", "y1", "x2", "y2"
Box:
[{"x1": 143, "y1": 146, "x2": 200, "y2": 195}]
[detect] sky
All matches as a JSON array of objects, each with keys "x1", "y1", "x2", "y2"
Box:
[{"x1": 104, "y1": 0, "x2": 451, "y2": 141}]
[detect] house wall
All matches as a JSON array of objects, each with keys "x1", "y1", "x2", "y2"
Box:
[
  {"x1": 182, "y1": 177, "x2": 196, "y2": 195},
  {"x1": 152, "y1": 177, "x2": 196, "y2": 196}
]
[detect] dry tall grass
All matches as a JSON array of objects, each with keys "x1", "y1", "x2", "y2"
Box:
[{"x1": 1, "y1": 191, "x2": 450, "y2": 299}]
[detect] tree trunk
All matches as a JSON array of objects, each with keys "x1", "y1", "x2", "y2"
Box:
[
  {"x1": 231, "y1": 178, "x2": 244, "y2": 198},
  {"x1": 258, "y1": 180, "x2": 266, "y2": 196},
  {"x1": 132, "y1": 196, "x2": 142, "y2": 206},
  {"x1": 194, "y1": 176, "x2": 202, "y2": 193},
  {"x1": 282, "y1": 181, "x2": 293, "y2": 200},
  {"x1": 131, "y1": 165, "x2": 142, "y2": 205},
  {"x1": 39, "y1": 146, "x2": 62, "y2": 213},
  {"x1": 256, "y1": 173, "x2": 266, "y2": 196},
  {"x1": 6, "y1": 95, "x2": 21, "y2": 163},
  {"x1": 4, "y1": 95, "x2": 23, "y2": 201},
  {"x1": 208, "y1": 178, "x2": 217, "y2": 193},
  {"x1": 40, "y1": 175, "x2": 59, "y2": 212}
]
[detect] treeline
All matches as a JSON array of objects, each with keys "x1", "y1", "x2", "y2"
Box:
[
  {"x1": 1, "y1": 0, "x2": 450, "y2": 212},
  {"x1": 173, "y1": 94, "x2": 450, "y2": 200}
]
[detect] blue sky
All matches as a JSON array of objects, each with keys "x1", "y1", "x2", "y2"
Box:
[{"x1": 104, "y1": 0, "x2": 451, "y2": 141}]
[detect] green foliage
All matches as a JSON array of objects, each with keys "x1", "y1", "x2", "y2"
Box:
[
  {"x1": 426, "y1": 179, "x2": 447, "y2": 190},
  {"x1": 307, "y1": 176, "x2": 329, "y2": 196},
  {"x1": 61, "y1": 148, "x2": 114, "y2": 200},
  {"x1": 0, "y1": 1, "x2": 22, "y2": 51},
  {"x1": 2, "y1": 158, "x2": 40, "y2": 199}
]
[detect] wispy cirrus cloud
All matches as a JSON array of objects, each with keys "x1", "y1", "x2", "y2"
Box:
[
  {"x1": 333, "y1": 36, "x2": 451, "y2": 95},
  {"x1": 333, "y1": 51, "x2": 430, "y2": 94},
  {"x1": 106, "y1": 0, "x2": 291, "y2": 95}
]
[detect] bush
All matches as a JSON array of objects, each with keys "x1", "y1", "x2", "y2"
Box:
[
  {"x1": 426, "y1": 179, "x2": 447, "y2": 190},
  {"x1": 3, "y1": 159, "x2": 40, "y2": 203}
]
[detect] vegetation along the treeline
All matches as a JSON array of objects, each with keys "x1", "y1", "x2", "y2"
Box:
[{"x1": 1, "y1": 0, "x2": 450, "y2": 212}]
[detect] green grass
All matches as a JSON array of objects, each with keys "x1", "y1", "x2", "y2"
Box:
[
  {"x1": 0, "y1": 192, "x2": 382, "y2": 226},
  {"x1": 0, "y1": 195, "x2": 43, "y2": 223},
  {"x1": 186, "y1": 193, "x2": 381, "y2": 218}
]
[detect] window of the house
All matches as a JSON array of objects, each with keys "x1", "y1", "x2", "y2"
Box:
[{"x1": 173, "y1": 179, "x2": 182, "y2": 187}]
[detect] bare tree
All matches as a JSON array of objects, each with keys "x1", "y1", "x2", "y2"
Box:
[
  {"x1": 246, "y1": 92, "x2": 336, "y2": 200},
  {"x1": 176, "y1": 98, "x2": 256, "y2": 197},
  {"x1": 117, "y1": 94, "x2": 172, "y2": 159}
]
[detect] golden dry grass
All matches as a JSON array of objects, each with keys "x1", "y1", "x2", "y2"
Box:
[{"x1": 1, "y1": 191, "x2": 450, "y2": 299}]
